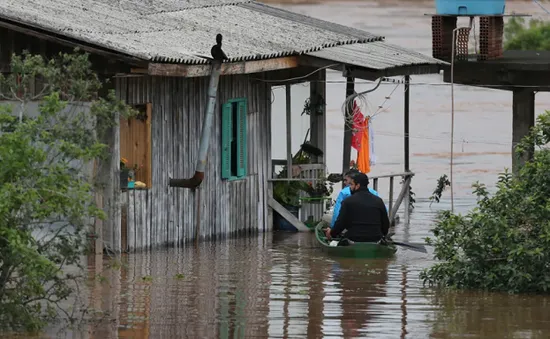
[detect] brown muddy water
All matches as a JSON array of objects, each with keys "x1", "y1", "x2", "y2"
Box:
[{"x1": 4, "y1": 1, "x2": 550, "y2": 338}]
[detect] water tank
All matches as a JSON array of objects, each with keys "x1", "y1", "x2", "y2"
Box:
[{"x1": 435, "y1": 0, "x2": 506, "y2": 15}]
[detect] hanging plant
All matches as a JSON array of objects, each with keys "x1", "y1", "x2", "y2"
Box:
[{"x1": 301, "y1": 94, "x2": 326, "y2": 116}]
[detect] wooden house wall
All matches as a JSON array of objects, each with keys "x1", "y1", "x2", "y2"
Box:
[{"x1": 116, "y1": 74, "x2": 272, "y2": 251}]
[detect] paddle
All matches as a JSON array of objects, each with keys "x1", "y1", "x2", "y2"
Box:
[{"x1": 390, "y1": 241, "x2": 428, "y2": 253}]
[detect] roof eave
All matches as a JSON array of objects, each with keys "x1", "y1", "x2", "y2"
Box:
[
  {"x1": 0, "y1": 15, "x2": 149, "y2": 67},
  {"x1": 299, "y1": 55, "x2": 446, "y2": 80}
]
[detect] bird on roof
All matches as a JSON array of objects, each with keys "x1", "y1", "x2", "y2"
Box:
[{"x1": 210, "y1": 33, "x2": 228, "y2": 62}]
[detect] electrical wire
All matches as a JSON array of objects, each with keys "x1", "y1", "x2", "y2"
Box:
[
  {"x1": 533, "y1": 0, "x2": 550, "y2": 14},
  {"x1": 341, "y1": 78, "x2": 383, "y2": 129},
  {"x1": 375, "y1": 130, "x2": 512, "y2": 147},
  {"x1": 372, "y1": 80, "x2": 401, "y2": 118},
  {"x1": 272, "y1": 79, "x2": 550, "y2": 88}
]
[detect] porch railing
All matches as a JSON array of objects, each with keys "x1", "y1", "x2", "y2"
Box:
[
  {"x1": 270, "y1": 160, "x2": 327, "y2": 223},
  {"x1": 269, "y1": 160, "x2": 414, "y2": 227}
]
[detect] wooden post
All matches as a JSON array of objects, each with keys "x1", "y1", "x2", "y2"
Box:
[
  {"x1": 512, "y1": 89, "x2": 535, "y2": 174},
  {"x1": 93, "y1": 183, "x2": 103, "y2": 254},
  {"x1": 404, "y1": 75, "x2": 410, "y2": 172},
  {"x1": 388, "y1": 176, "x2": 394, "y2": 217},
  {"x1": 95, "y1": 91, "x2": 120, "y2": 253},
  {"x1": 389, "y1": 176, "x2": 412, "y2": 223},
  {"x1": 404, "y1": 76, "x2": 411, "y2": 226},
  {"x1": 310, "y1": 70, "x2": 327, "y2": 165},
  {"x1": 342, "y1": 76, "x2": 355, "y2": 187},
  {"x1": 404, "y1": 180, "x2": 410, "y2": 226},
  {"x1": 286, "y1": 84, "x2": 292, "y2": 177}
]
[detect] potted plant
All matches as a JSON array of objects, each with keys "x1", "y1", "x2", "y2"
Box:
[
  {"x1": 305, "y1": 176, "x2": 334, "y2": 200},
  {"x1": 121, "y1": 158, "x2": 143, "y2": 189}
]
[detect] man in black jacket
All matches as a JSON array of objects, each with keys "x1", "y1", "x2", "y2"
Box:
[{"x1": 324, "y1": 172, "x2": 390, "y2": 243}]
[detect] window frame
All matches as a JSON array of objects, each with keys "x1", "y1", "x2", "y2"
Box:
[{"x1": 221, "y1": 98, "x2": 247, "y2": 181}]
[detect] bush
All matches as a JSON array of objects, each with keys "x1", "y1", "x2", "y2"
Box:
[
  {"x1": 0, "y1": 51, "x2": 135, "y2": 331},
  {"x1": 504, "y1": 17, "x2": 550, "y2": 51},
  {"x1": 421, "y1": 110, "x2": 550, "y2": 294}
]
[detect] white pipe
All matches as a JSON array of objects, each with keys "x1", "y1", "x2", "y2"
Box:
[
  {"x1": 450, "y1": 27, "x2": 458, "y2": 213},
  {"x1": 449, "y1": 19, "x2": 474, "y2": 213}
]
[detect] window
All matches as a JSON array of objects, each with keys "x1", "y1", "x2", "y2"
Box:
[
  {"x1": 221, "y1": 98, "x2": 247, "y2": 180},
  {"x1": 120, "y1": 103, "x2": 152, "y2": 187}
]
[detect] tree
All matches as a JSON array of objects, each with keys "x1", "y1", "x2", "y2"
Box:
[
  {"x1": 504, "y1": 17, "x2": 550, "y2": 50},
  {"x1": 0, "y1": 50, "x2": 135, "y2": 331},
  {"x1": 420, "y1": 110, "x2": 550, "y2": 294}
]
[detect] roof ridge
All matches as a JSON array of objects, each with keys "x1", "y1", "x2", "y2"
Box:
[
  {"x1": 240, "y1": 1, "x2": 384, "y2": 41},
  {"x1": 143, "y1": 1, "x2": 252, "y2": 16}
]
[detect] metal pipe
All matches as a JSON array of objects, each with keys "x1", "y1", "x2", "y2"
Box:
[
  {"x1": 169, "y1": 61, "x2": 222, "y2": 188},
  {"x1": 450, "y1": 27, "x2": 459, "y2": 213},
  {"x1": 449, "y1": 19, "x2": 473, "y2": 212}
]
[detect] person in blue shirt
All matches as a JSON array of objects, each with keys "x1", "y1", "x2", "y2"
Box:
[{"x1": 329, "y1": 169, "x2": 384, "y2": 228}]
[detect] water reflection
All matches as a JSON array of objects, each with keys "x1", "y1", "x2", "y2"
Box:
[
  {"x1": 428, "y1": 290, "x2": 550, "y2": 339},
  {"x1": 73, "y1": 232, "x2": 550, "y2": 339},
  {"x1": 3, "y1": 228, "x2": 550, "y2": 339}
]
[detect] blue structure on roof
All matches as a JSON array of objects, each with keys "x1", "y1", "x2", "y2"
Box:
[{"x1": 435, "y1": 0, "x2": 506, "y2": 16}]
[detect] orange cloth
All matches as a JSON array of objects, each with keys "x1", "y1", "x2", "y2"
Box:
[{"x1": 356, "y1": 118, "x2": 370, "y2": 174}]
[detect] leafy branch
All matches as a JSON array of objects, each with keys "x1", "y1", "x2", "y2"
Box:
[{"x1": 429, "y1": 174, "x2": 451, "y2": 207}]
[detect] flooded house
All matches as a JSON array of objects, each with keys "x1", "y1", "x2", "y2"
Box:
[{"x1": 0, "y1": 0, "x2": 445, "y2": 253}]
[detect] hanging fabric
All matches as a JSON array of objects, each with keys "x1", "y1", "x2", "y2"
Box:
[
  {"x1": 351, "y1": 100, "x2": 365, "y2": 151},
  {"x1": 356, "y1": 117, "x2": 371, "y2": 174}
]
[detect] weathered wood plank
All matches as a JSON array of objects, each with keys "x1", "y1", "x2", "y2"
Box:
[
  {"x1": 113, "y1": 110, "x2": 122, "y2": 253},
  {"x1": 389, "y1": 175, "x2": 412, "y2": 223},
  {"x1": 128, "y1": 191, "x2": 134, "y2": 252},
  {"x1": 148, "y1": 57, "x2": 299, "y2": 77},
  {"x1": 145, "y1": 103, "x2": 152, "y2": 187},
  {"x1": 114, "y1": 72, "x2": 273, "y2": 249},
  {"x1": 268, "y1": 197, "x2": 309, "y2": 232},
  {"x1": 121, "y1": 192, "x2": 128, "y2": 252}
]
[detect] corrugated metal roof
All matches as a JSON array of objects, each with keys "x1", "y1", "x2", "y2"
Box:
[
  {"x1": 307, "y1": 42, "x2": 447, "y2": 70},
  {"x1": 0, "y1": 0, "x2": 383, "y2": 64}
]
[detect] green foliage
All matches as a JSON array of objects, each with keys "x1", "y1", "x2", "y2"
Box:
[
  {"x1": 504, "y1": 17, "x2": 550, "y2": 51},
  {"x1": 429, "y1": 174, "x2": 451, "y2": 206},
  {"x1": 0, "y1": 50, "x2": 136, "y2": 331},
  {"x1": 421, "y1": 110, "x2": 550, "y2": 294}
]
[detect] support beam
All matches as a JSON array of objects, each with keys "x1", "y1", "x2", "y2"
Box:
[
  {"x1": 285, "y1": 84, "x2": 292, "y2": 177},
  {"x1": 403, "y1": 76, "x2": 411, "y2": 225},
  {"x1": 389, "y1": 175, "x2": 413, "y2": 224},
  {"x1": 512, "y1": 89, "x2": 535, "y2": 173},
  {"x1": 309, "y1": 69, "x2": 327, "y2": 164},
  {"x1": 342, "y1": 76, "x2": 355, "y2": 185},
  {"x1": 268, "y1": 197, "x2": 310, "y2": 232},
  {"x1": 148, "y1": 56, "x2": 299, "y2": 77},
  {"x1": 404, "y1": 75, "x2": 410, "y2": 172}
]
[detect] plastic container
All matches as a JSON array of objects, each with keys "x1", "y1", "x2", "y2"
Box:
[
  {"x1": 435, "y1": 0, "x2": 506, "y2": 15},
  {"x1": 274, "y1": 205, "x2": 300, "y2": 232}
]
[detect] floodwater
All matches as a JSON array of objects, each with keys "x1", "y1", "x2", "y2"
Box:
[{"x1": 5, "y1": 1, "x2": 550, "y2": 338}]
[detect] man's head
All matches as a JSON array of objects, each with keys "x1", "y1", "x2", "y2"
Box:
[
  {"x1": 348, "y1": 172, "x2": 369, "y2": 194},
  {"x1": 343, "y1": 169, "x2": 360, "y2": 186}
]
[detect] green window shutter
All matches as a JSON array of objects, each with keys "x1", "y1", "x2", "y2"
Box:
[
  {"x1": 221, "y1": 102, "x2": 232, "y2": 179},
  {"x1": 236, "y1": 99, "x2": 247, "y2": 177}
]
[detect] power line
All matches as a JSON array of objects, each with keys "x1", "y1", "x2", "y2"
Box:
[
  {"x1": 273, "y1": 79, "x2": 550, "y2": 89},
  {"x1": 375, "y1": 130, "x2": 512, "y2": 147},
  {"x1": 533, "y1": 0, "x2": 550, "y2": 14}
]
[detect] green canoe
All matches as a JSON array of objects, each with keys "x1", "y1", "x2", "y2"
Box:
[{"x1": 315, "y1": 223, "x2": 397, "y2": 259}]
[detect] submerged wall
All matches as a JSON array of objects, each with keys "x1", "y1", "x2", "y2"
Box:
[{"x1": 114, "y1": 75, "x2": 273, "y2": 252}]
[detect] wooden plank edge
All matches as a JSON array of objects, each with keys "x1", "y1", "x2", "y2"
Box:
[
  {"x1": 148, "y1": 56, "x2": 299, "y2": 77},
  {"x1": 267, "y1": 197, "x2": 309, "y2": 232}
]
